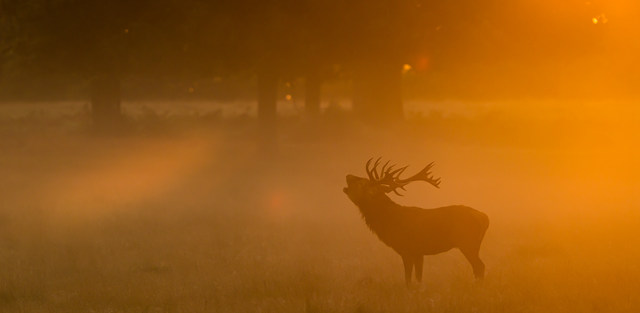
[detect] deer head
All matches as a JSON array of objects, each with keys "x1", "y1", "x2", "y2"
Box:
[{"x1": 343, "y1": 158, "x2": 441, "y2": 206}]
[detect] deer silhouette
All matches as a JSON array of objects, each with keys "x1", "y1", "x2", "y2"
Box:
[{"x1": 343, "y1": 158, "x2": 489, "y2": 286}]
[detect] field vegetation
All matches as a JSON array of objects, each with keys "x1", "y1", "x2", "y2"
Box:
[{"x1": 1, "y1": 101, "x2": 639, "y2": 312}]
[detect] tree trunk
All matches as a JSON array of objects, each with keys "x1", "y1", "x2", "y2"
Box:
[
  {"x1": 305, "y1": 71, "x2": 322, "y2": 117},
  {"x1": 257, "y1": 70, "x2": 278, "y2": 150},
  {"x1": 90, "y1": 72, "x2": 122, "y2": 128},
  {"x1": 352, "y1": 62, "x2": 404, "y2": 123}
]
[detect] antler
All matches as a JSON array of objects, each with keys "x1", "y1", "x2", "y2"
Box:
[{"x1": 365, "y1": 158, "x2": 441, "y2": 196}]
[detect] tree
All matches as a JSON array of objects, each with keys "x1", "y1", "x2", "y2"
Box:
[
  {"x1": 0, "y1": 0, "x2": 42, "y2": 100},
  {"x1": 314, "y1": 0, "x2": 437, "y2": 123},
  {"x1": 25, "y1": 0, "x2": 201, "y2": 128}
]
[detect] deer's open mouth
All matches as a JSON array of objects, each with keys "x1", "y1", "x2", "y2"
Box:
[{"x1": 344, "y1": 176, "x2": 354, "y2": 194}]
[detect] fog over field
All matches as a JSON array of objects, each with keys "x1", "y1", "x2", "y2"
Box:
[
  {"x1": 2, "y1": 0, "x2": 639, "y2": 311},
  {"x1": 1, "y1": 101, "x2": 639, "y2": 312}
]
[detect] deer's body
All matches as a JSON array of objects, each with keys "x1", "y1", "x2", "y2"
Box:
[
  {"x1": 344, "y1": 160, "x2": 489, "y2": 286},
  {"x1": 358, "y1": 199, "x2": 488, "y2": 256}
]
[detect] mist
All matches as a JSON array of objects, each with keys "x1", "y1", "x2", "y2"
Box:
[
  {"x1": 1, "y1": 98, "x2": 639, "y2": 312},
  {"x1": 2, "y1": 0, "x2": 640, "y2": 311}
]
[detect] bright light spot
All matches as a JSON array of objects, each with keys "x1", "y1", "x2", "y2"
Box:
[
  {"x1": 402, "y1": 64, "x2": 412, "y2": 74},
  {"x1": 416, "y1": 57, "x2": 430, "y2": 72},
  {"x1": 269, "y1": 193, "x2": 285, "y2": 210},
  {"x1": 285, "y1": 94, "x2": 292, "y2": 101},
  {"x1": 592, "y1": 14, "x2": 608, "y2": 25},
  {"x1": 188, "y1": 87, "x2": 194, "y2": 93},
  {"x1": 124, "y1": 29, "x2": 129, "y2": 34},
  {"x1": 263, "y1": 188, "x2": 293, "y2": 220}
]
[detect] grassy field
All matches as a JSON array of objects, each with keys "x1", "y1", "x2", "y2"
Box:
[{"x1": 1, "y1": 101, "x2": 639, "y2": 312}]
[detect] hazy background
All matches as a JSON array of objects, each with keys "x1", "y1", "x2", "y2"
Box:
[
  {"x1": 1, "y1": 0, "x2": 640, "y2": 312},
  {"x1": 1, "y1": 100, "x2": 639, "y2": 312}
]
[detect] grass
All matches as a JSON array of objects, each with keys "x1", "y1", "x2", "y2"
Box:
[{"x1": 0, "y1": 101, "x2": 639, "y2": 312}]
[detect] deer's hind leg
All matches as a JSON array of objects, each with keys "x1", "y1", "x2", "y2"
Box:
[
  {"x1": 401, "y1": 255, "x2": 414, "y2": 287},
  {"x1": 460, "y1": 245, "x2": 485, "y2": 280}
]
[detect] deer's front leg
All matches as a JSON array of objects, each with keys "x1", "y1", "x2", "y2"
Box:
[
  {"x1": 401, "y1": 254, "x2": 414, "y2": 287},
  {"x1": 414, "y1": 255, "x2": 424, "y2": 283}
]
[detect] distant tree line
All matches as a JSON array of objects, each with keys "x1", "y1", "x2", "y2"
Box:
[{"x1": 0, "y1": 0, "x2": 628, "y2": 128}]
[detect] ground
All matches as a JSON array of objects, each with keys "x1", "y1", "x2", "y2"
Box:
[{"x1": 0, "y1": 100, "x2": 639, "y2": 312}]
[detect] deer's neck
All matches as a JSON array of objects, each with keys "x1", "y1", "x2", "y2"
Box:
[{"x1": 356, "y1": 195, "x2": 401, "y2": 234}]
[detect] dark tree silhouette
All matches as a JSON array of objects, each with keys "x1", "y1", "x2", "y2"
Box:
[
  {"x1": 25, "y1": 0, "x2": 200, "y2": 127},
  {"x1": 0, "y1": 0, "x2": 42, "y2": 99}
]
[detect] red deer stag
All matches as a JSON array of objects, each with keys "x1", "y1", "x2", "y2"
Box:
[{"x1": 343, "y1": 158, "x2": 489, "y2": 286}]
